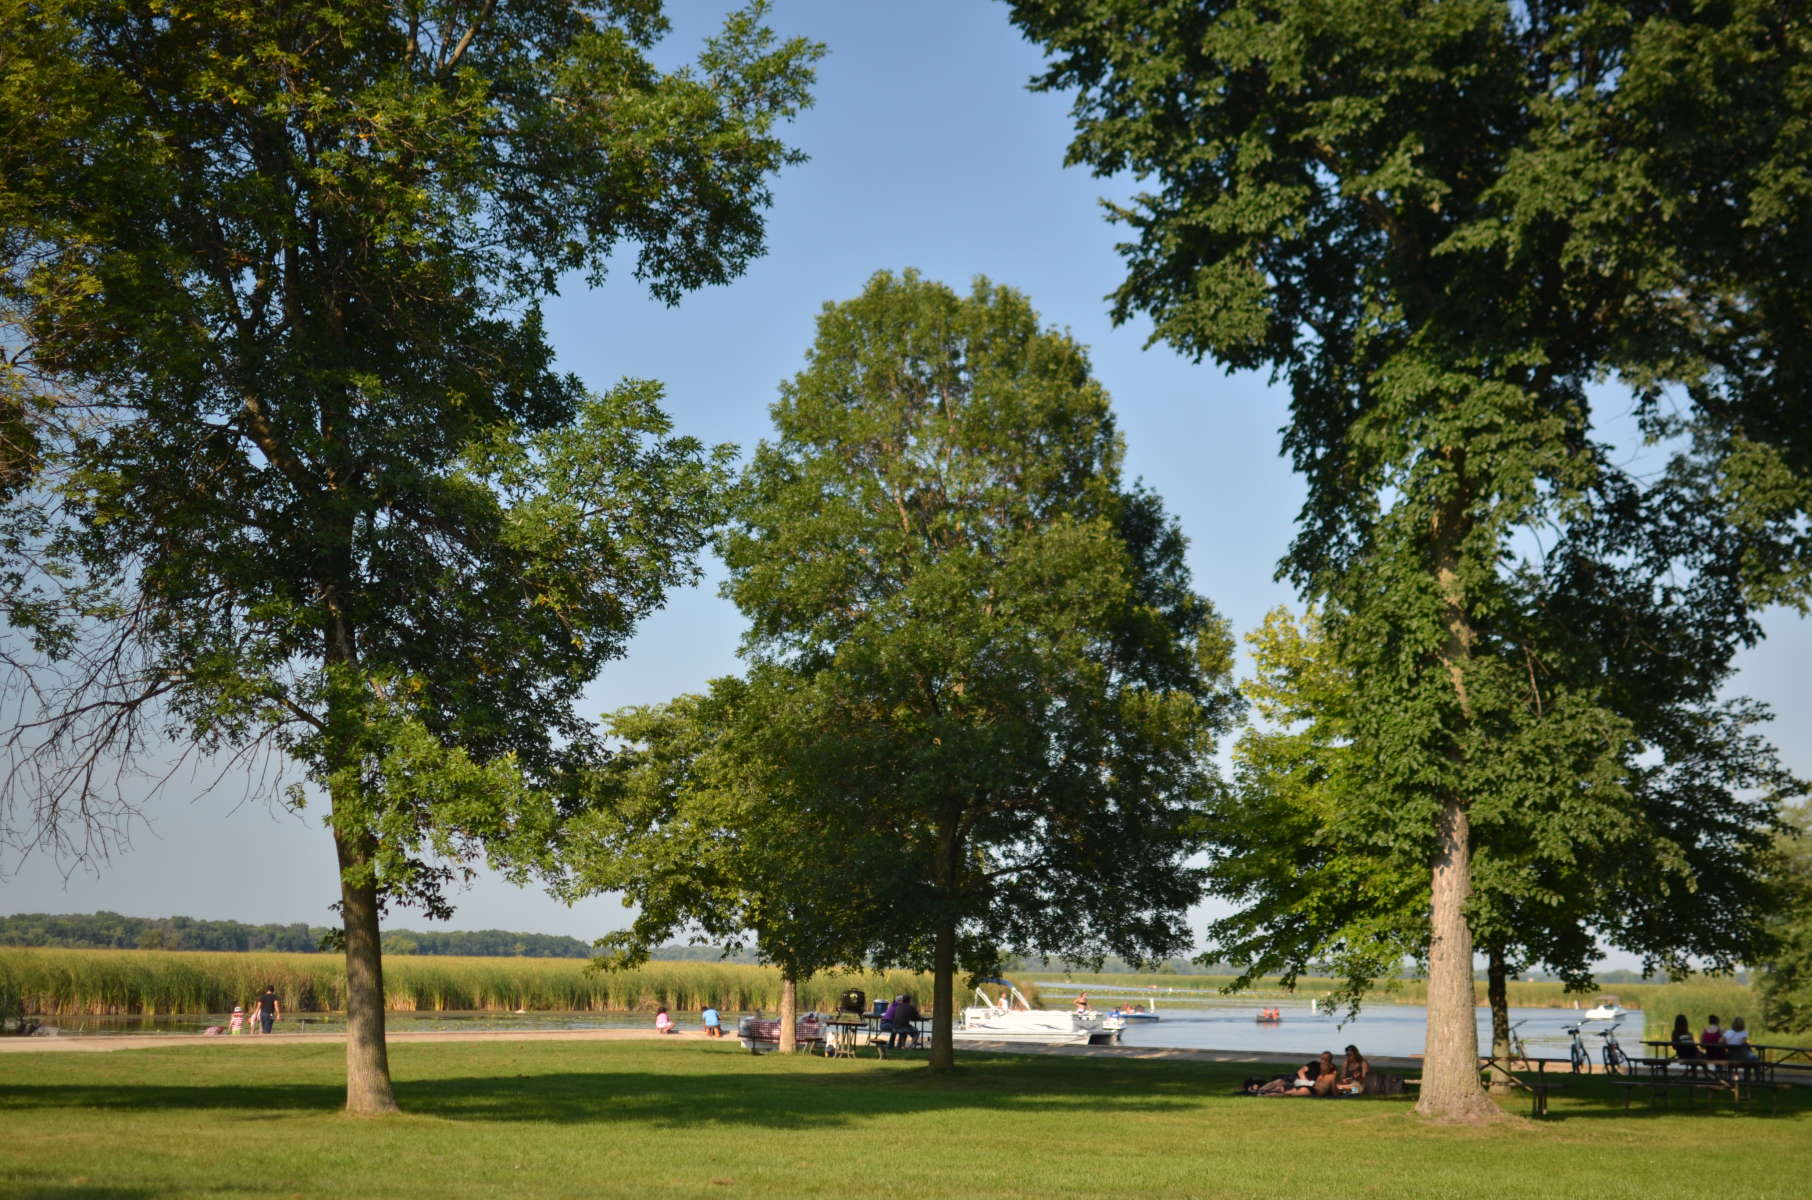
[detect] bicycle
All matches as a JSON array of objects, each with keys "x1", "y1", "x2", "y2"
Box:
[
  {"x1": 1506, "y1": 1019, "x2": 1532, "y2": 1070},
  {"x1": 1598, "y1": 1021, "x2": 1628, "y2": 1075},
  {"x1": 1563, "y1": 1019, "x2": 1628, "y2": 1075}
]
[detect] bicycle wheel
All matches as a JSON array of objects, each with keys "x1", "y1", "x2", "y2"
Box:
[
  {"x1": 1604, "y1": 1044, "x2": 1626, "y2": 1075},
  {"x1": 1570, "y1": 1042, "x2": 1589, "y2": 1073}
]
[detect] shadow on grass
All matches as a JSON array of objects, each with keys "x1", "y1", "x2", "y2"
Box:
[
  {"x1": 0, "y1": 1051, "x2": 1233, "y2": 1129},
  {"x1": 1533, "y1": 1077, "x2": 1811, "y2": 1123}
]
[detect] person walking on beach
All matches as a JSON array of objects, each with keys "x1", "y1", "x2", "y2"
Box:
[{"x1": 252, "y1": 986, "x2": 281, "y2": 1034}]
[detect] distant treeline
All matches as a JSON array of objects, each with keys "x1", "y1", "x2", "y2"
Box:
[{"x1": 0, "y1": 912, "x2": 748, "y2": 962}]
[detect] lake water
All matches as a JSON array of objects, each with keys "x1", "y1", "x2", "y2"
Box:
[{"x1": 41, "y1": 998, "x2": 1637, "y2": 1060}]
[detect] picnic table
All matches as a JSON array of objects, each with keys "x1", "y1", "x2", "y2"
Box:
[
  {"x1": 1475, "y1": 1055, "x2": 1574, "y2": 1118},
  {"x1": 1628, "y1": 1043, "x2": 1781, "y2": 1111}
]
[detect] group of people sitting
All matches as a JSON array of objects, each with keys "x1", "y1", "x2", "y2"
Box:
[
  {"x1": 653, "y1": 1004, "x2": 724, "y2": 1037},
  {"x1": 1670, "y1": 1012, "x2": 1756, "y2": 1061},
  {"x1": 880, "y1": 994, "x2": 922, "y2": 1049},
  {"x1": 1241, "y1": 1045, "x2": 1376, "y2": 1097}
]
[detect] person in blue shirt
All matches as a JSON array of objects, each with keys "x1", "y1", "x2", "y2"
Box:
[{"x1": 701, "y1": 1004, "x2": 723, "y2": 1038}]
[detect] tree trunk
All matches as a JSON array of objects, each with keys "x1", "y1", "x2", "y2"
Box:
[
  {"x1": 333, "y1": 819, "x2": 398, "y2": 1114},
  {"x1": 778, "y1": 973, "x2": 797, "y2": 1054},
  {"x1": 1414, "y1": 463, "x2": 1504, "y2": 1123},
  {"x1": 1485, "y1": 944, "x2": 1512, "y2": 1095},
  {"x1": 928, "y1": 914, "x2": 956, "y2": 1072},
  {"x1": 928, "y1": 801, "x2": 962, "y2": 1073},
  {"x1": 323, "y1": 589, "x2": 396, "y2": 1114},
  {"x1": 1415, "y1": 798, "x2": 1500, "y2": 1122}
]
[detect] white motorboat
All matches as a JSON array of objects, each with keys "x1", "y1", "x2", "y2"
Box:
[
  {"x1": 1583, "y1": 995, "x2": 1627, "y2": 1021},
  {"x1": 950, "y1": 983, "x2": 1124, "y2": 1046}
]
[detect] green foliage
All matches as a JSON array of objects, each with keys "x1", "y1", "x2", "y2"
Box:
[
  {"x1": 572, "y1": 679, "x2": 890, "y2": 987},
  {"x1": 718, "y1": 270, "x2": 1242, "y2": 994},
  {"x1": 1760, "y1": 802, "x2": 1812, "y2": 1035},
  {"x1": 1006, "y1": 0, "x2": 1809, "y2": 1112},
  {"x1": 1213, "y1": 604, "x2": 1794, "y2": 1016},
  {"x1": 0, "y1": 911, "x2": 607, "y2": 958}
]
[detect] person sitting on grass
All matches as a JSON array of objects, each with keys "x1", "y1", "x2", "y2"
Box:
[
  {"x1": 1337, "y1": 1045, "x2": 1370, "y2": 1095},
  {"x1": 1313, "y1": 1050, "x2": 1339, "y2": 1096},
  {"x1": 655, "y1": 1006, "x2": 677, "y2": 1035}
]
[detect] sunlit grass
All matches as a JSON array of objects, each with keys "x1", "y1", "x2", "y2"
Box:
[{"x1": 0, "y1": 1039, "x2": 1806, "y2": 1199}]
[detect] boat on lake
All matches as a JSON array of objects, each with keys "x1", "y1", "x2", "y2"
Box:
[
  {"x1": 952, "y1": 983, "x2": 1124, "y2": 1046},
  {"x1": 1583, "y1": 995, "x2": 1628, "y2": 1021},
  {"x1": 1113, "y1": 992, "x2": 1160, "y2": 1022}
]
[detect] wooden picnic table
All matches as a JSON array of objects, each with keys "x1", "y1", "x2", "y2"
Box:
[
  {"x1": 1475, "y1": 1055, "x2": 1575, "y2": 1118},
  {"x1": 1627, "y1": 1047, "x2": 1781, "y2": 1111}
]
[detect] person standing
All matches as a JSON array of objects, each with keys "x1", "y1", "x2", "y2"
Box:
[{"x1": 252, "y1": 986, "x2": 281, "y2": 1035}]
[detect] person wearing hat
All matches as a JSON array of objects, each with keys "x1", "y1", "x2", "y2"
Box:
[{"x1": 228, "y1": 1005, "x2": 246, "y2": 1035}]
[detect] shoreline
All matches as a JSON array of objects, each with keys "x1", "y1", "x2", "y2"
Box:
[{"x1": 0, "y1": 1026, "x2": 1423, "y2": 1069}]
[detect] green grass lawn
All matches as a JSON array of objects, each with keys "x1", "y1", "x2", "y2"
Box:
[{"x1": 2, "y1": 1040, "x2": 1807, "y2": 1199}]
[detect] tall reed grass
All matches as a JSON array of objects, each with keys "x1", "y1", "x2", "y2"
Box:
[
  {"x1": 0, "y1": 948, "x2": 951, "y2": 1017},
  {"x1": 1639, "y1": 978, "x2": 1781, "y2": 1042}
]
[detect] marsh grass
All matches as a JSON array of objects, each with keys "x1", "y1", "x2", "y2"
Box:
[
  {"x1": 1643, "y1": 978, "x2": 1777, "y2": 1041},
  {"x1": 0, "y1": 1039, "x2": 1806, "y2": 1199},
  {"x1": 0, "y1": 947, "x2": 945, "y2": 1016}
]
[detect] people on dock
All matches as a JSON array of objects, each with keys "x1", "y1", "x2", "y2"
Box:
[
  {"x1": 655, "y1": 1006, "x2": 676, "y2": 1034},
  {"x1": 1700, "y1": 1014, "x2": 1726, "y2": 1059},
  {"x1": 1670, "y1": 1013, "x2": 1701, "y2": 1059},
  {"x1": 701, "y1": 1004, "x2": 722, "y2": 1038},
  {"x1": 252, "y1": 985, "x2": 281, "y2": 1034}
]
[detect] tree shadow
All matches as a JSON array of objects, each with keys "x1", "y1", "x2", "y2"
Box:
[{"x1": 0, "y1": 1051, "x2": 1226, "y2": 1129}]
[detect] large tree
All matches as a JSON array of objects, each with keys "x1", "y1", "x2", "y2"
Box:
[
  {"x1": 0, "y1": 0, "x2": 818, "y2": 1112},
  {"x1": 1218, "y1": 601, "x2": 1792, "y2": 1086},
  {"x1": 721, "y1": 269, "x2": 1241, "y2": 1071},
  {"x1": 1006, "y1": 0, "x2": 1810, "y2": 1120}
]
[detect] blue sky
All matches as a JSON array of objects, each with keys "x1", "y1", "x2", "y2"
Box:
[{"x1": 5, "y1": 1, "x2": 1805, "y2": 965}]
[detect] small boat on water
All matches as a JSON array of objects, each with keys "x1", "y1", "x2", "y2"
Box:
[
  {"x1": 1113, "y1": 993, "x2": 1160, "y2": 1022},
  {"x1": 1583, "y1": 995, "x2": 1628, "y2": 1021},
  {"x1": 951, "y1": 982, "x2": 1124, "y2": 1046}
]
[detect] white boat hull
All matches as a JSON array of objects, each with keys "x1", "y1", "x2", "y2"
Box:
[{"x1": 955, "y1": 1003, "x2": 1122, "y2": 1046}]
